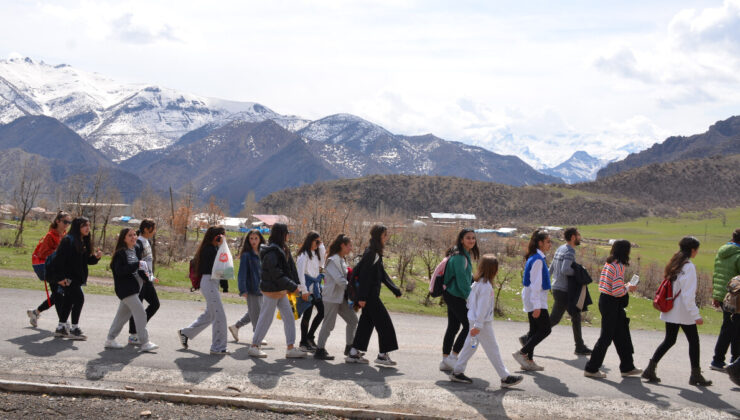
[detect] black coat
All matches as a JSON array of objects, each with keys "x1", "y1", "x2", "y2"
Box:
[
  {"x1": 111, "y1": 248, "x2": 142, "y2": 299},
  {"x1": 357, "y1": 248, "x2": 401, "y2": 301},
  {"x1": 567, "y1": 262, "x2": 593, "y2": 313},
  {"x1": 259, "y1": 243, "x2": 299, "y2": 293},
  {"x1": 53, "y1": 234, "x2": 99, "y2": 286}
]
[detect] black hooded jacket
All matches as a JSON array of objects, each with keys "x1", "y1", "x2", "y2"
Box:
[{"x1": 259, "y1": 243, "x2": 299, "y2": 293}]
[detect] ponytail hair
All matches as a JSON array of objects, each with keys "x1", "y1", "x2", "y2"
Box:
[
  {"x1": 664, "y1": 236, "x2": 700, "y2": 282},
  {"x1": 50, "y1": 211, "x2": 70, "y2": 230},
  {"x1": 524, "y1": 229, "x2": 549, "y2": 261},
  {"x1": 137, "y1": 218, "x2": 156, "y2": 236},
  {"x1": 327, "y1": 234, "x2": 351, "y2": 259}
]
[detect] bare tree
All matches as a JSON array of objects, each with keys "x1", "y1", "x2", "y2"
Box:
[
  {"x1": 239, "y1": 190, "x2": 257, "y2": 220},
  {"x1": 99, "y1": 186, "x2": 122, "y2": 251},
  {"x1": 13, "y1": 160, "x2": 45, "y2": 247}
]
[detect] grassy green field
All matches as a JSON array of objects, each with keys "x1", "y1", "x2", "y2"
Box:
[
  {"x1": 579, "y1": 207, "x2": 740, "y2": 273},
  {"x1": 1, "y1": 216, "x2": 730, "y2": 334}
]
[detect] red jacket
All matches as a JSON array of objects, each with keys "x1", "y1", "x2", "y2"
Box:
[{"x1": 32, "y1": 229, "x2": 63, "y2": 265}]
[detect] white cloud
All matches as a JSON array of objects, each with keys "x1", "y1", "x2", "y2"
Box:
[{"x1": 670, "y1": 0, "x2": 740, "y2": 53}]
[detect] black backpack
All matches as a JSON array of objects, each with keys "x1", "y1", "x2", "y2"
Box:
[{"x1": 43, "y1": 250, "x2": 61, "y2": 285}]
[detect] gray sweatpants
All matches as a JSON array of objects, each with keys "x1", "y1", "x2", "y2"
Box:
[
  {"x1": 108, "y1": 293, "x2": 149, "y2": 345},
  {"x1": 317, "y1": 301, "x2": 358, "y2": 349},
  {"x1": 181, "y1": 275, "x2": 227, "y2": 352},
  {"x1": 235, "y1": 294, "x2": 263, "y2": 331},
  {"x1": 453, "y1": 321, "x2": 511, "y2": 379},
  {"x1": 251, "y1": 294, "x2": 295, "y2": 346}
]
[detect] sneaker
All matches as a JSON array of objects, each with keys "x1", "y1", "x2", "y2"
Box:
[
  {"x1": 314, "y1": 348, "x2": 335, "y2": 360},
  {"x1": 501, "y1": 375, "x2": 524, "y2": 388},
  {"x1": 177, "y1": 329, "x2": 188, "y2": 349},
  {"x1": 512, "y1": 351, "x2": 530, "y2": 370},
  {"x1": 67, "y1": 327, "x2": 87, "y2": 341},
  {"x1": 518, "y1": 334, "x2": 527, "y2": 347},
  {"x1": 140, "y1": 342, "x2": 159, "y2": 353},
  {"x1": 709, "y1": 362, "x2": 727, "y2": 372},
  {"x1": 307, "y1": 337, "x2": 318, "y2": 349},
  {"x1": 27, "y1": 310, "x2": 39, "y2": 327},
  {"x1": 54, "y1": 325, "x2": 69, "y2": 338},
  {"x1": 228, "y1": 325, "x2": 239, "y2": 342},
  {"x1": 299, "y1": 341, "x2": 316, "y2": 353},
  {"x1": 344, "y1": 345, "x2": 365, "y2": 357},
  {"x1": 248, "y1": 346, "x2": 267, "y2": 358},
  {"x1": 210, "y1": 349, "x2": 231, "y2": 355},
  {"x1": 584, "y1": 370, "x2": 607, "y2": 378},
  {"x1": 621, "y1": 368, "x2": 643, "y2": 377},
  {"x1": 128, "y1": 334, "x2": 141, "y2": 346},
  {"x1": 345, "y1": 353, "x2": 369, "y2": 364},
  {"x1": 375, "y1": 354, "x2": 397, "y2": 366},
  {"x1": 260, "y1": 340, "x2": 268, "y2": 346},
  {"x1": 286, "y1": 347, "x2": 308, "y2": 358},
  {"x1": 439, "y1": 357, "x2": 455, "y2": 372},
  {"x1": 104, "y1": 339, "x2": 124, "y2": 349},
  {"x1": 450, "y1": 372, "x2": 473, "y2": 384},
  {"x1": 574, "y1": 346, "x2": 593, "y2": 356},
  {"x1": 528, "y1": 360, "x2": 545, "y2": 371}
]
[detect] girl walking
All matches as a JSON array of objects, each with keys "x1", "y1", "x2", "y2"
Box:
[
  {"x1": 450, "y1": 254, "x2": 523, "y2": 388},
  {"x1": 584, "y1": 240, "x2": 642, "y2": 378},
  {"x1": 314, "y1": 234, "x2": 359, "y2": 360},
  {"x1": 440, "y1": 228, "x2": 479, "y2": 372},
  {"x1": 345, "y1": 224, "x2": 402, "y2": 366},
  {"x1": 27, "y1": 211, "x2": 71, "y2": 327},
  {"x1": 105, "y1": 228, "x2": 158, "y2": 352},
  {"x1": 178, "y1": 226, "x2": 230, "y2": 355},
  {"x1": 642, "y1": 237, "x2": 712, "y2": 386},
  {"x1": 513, "y1": 229, "x2": 553, "y2": 371},
  {"x1": 248, "y1": 223, "x2": 307, "y2": 359},
  {"x1": 128, "y1": 219, "x2": 160, "y2": 346},
  {"x1": 296, "y1": 231, "x2": 326, "y2": 352},
  {"x1": 53, "y1": 217, "x2": 102, "y2": 340},
  {"x1": 228, "y1": 229, "x2": 266, "y2": 343}
]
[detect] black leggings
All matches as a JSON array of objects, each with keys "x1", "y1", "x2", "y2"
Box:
[
  {"x1": 651, "y1": 322, "x2": 700, "y2": 368},
  {"x1": 300, "y1": 299, "x2": 324, "y2": 343},
  {"x1": 443, "y1": 291, "x2": 470, "y2": 355},
  {"x1": 129, "y1": 281, "x2": 160, "y2": 334},
  {"x1": 521, "y1": 309, "x2": 552, "y2": 359},
  {"x1": 56, "y1": 283, "x2": 84, "y2": 325},
  {"x1": 37, "y1": 289, "x2": 61, "y2": 312}
]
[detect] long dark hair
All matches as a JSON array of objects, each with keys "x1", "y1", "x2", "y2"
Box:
[
  {"x1": 327, "y1": 234, "x2": 351, "y2": 259},
  {"x1": 50, "y1": 211, "x2": 70, "y2": 230},
  {"x1": 194, "y1": 226, "x2": 226, "y2": 273},
  {"x1": 110, "y1": 228, "x2": 134, "y2": 269},
  {"x1": 269, "y1": 223, "x2": 289, "y2": 253},
  {"x1": 240, "y1": 229, "x2": 265, "y2": 255},
  {"x1": 524, "y1": 229, "x2": 549, "y2": 261},
  {"x1": 606, "y1": 239, "x2": 631, "y2": 266},
  {"x1": 137, "y1": 218, "x2": 156, "y2": 236},
  {"x1": 451, "y1": 228, "x2": 480, "y2": 260},
  {"x1": 664, "y1": 236, "x2": 700, "y2": 282},
  {"x1": 297, "y1": 231, "x2": 321, "y2": 261},
  {"x1": 68, "y1": 217, "x2": 92, "y2": 255},
  {"x1": 368, "y1": 224, "x2": 387, "y2": 256}
]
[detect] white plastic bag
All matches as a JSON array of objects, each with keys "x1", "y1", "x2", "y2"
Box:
[{"x1": 211, "y1": 240, "x2": 235, "y2": 280}]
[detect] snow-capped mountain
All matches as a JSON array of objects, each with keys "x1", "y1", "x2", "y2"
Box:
[
  {"x1": 0, "y1": 57, "x2": 308, "y2": 160},
  {"x1": 541, "y1": 151, "x2": 610, "y2": 184}
]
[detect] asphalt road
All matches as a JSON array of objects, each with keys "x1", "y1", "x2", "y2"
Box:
[{"x1": 0, "y1": 287, "x2": 737, "y2": 419}]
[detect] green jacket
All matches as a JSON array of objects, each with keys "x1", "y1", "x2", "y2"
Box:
[
  {"x1": 444, "y1": 250, "x2": 472, "y2": 299},
  {"x1": 712, "y1": 242, "x2": 740, "y2": 301}
]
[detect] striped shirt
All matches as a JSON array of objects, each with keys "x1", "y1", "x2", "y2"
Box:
[{"x1": 598, "y1": 262, "x2": 626, "y2": 297}]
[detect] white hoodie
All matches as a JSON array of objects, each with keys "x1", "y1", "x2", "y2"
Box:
[{"x1": 467, "y1": 279, "x2": 495, "y2": 329}]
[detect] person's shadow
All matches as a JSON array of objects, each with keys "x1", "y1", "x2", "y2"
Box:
[
  {"x1": 8, "y1": 329, "x2": 78, "y2": 357},
  {"x1": 657, "y1": 382, "x2": 739, "y2": 414},
  {"x1": 305, "y1": 358, "x2": 403, "y2": 399},
  {"x1": 528, "y1": 371, "x2": 578, "y2": 398},
  {"x1": 434, "y1": 377, "x2": 513, "y2": 419},
  {"x1": 173, "y1": 348, "x2": 225, "y2": 384},
  {"x1": 598, "y1": 377, "x2": 670, "y2": 408},
  {"x1": 85, "y1": 348, "x2": 144, "y2": 380}
]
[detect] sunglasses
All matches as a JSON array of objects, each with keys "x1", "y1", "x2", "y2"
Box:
[{"x1": 61, "y1": 220, "x2": 71, "y2": 225}]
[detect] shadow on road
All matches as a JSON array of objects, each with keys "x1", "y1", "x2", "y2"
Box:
[
  {"x1": 173, "y1": 348, "x2": 224, "y2": 384},
  {"x1": 434, "y1": 379, "x2": 512, "y2": 420},
  {"x1": 85, "y1": 348, "x2": 144, "y2": 380},
  {"x1": 528, "y1": 371, "x2": 578, "y2": 397},
  {"x1": 655, "y1": 382, "x2": 740, "y2": 415},
  {"x1": 598, "y1": 377, "x2": 670, "y2": 408},
  {"x1": 8, "y1": 329, "x2": 78, "y2": 357}
]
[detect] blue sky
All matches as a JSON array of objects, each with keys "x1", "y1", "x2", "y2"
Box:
[{"x1": 1, "y1": 0, "x2": 738, "y2": 167}]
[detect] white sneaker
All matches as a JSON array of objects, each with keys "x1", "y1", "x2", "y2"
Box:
[
  {"x1": 128, "y1": 334, "x2": 141, "y2": 346},
  {"x1": 228, "y1": 325, "x2": 239, "y2": 342},
  {"x1": 528, "y1": 361, "x2": 545, "y2": 371},
  {"x1": 439, "y1": 357, "x2": 455, "y2": 372},
  {"x1": 286, "y1": 347, "x2": 307, "y2": 358},
  {"x1": 584, "y1": 370, "x2": 606, "y2": 379},
  {"x1": 248, "y1": 346, "x2": 267, "y2": 358},
  {"x1": 512, "y1": 351, "x2": 529, "y2": 369},
  {"x1": 140, "y1": 342, "x2": 159, "y2": 353},
  {"x1": 27, "y1": 310, "x2": 39, "y2": 327},
  {"x1": 104, "y1": 340, "x2": 124, "y2": 349}
]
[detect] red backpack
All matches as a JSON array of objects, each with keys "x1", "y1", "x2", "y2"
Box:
[
  {"x1": 189, "y1": 259, "x2": 202, "y2": 291},
  {"x1": 653, "y1": 277, "x2": 681, "y2": 312}
]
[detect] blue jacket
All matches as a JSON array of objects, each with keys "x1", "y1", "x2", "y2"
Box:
[
  {"x1": 238, "y1": 250, "x2": 262, "y2": 295},
  {"x1": 523, "y1": 252, "x2": 551, "y2": 290}
]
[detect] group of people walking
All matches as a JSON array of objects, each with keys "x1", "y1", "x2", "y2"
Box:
[{"x1": 24, "y1": 211, "x2": 740, "y2": 388}]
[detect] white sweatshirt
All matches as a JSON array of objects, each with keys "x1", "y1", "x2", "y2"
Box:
[
  {"x1": 296, "y1": 243, "x2": 326, "y2": 294},
  {"x1": 467, "y1": 280, "x2": 495, "y2": 329},
  {"x1": 521, "y1": 249, "x2": 549, "y2": 312},
  {"x1": 660, "y1": 261, "x2": 701, "y2": 325}
]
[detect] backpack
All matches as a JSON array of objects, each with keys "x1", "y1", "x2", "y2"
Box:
[
  {"x1": 653, "y1": 277, "x2": 681, "y2": 312},
  {"x1": 189, "y1": 259, "x2": 202, "y2": 291},
  {"x1": 43, "y1": 250, "x2": 61, "y2": 285},
  {"x1": 428, "y1": 252, "x2": 468, "y2": 298},
  {"x1": 346, "y1": 262, "x2": 362, "y2": 305},
  {"x1": 722, "y1": 275, "x2": 740, "y2": 314}
]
